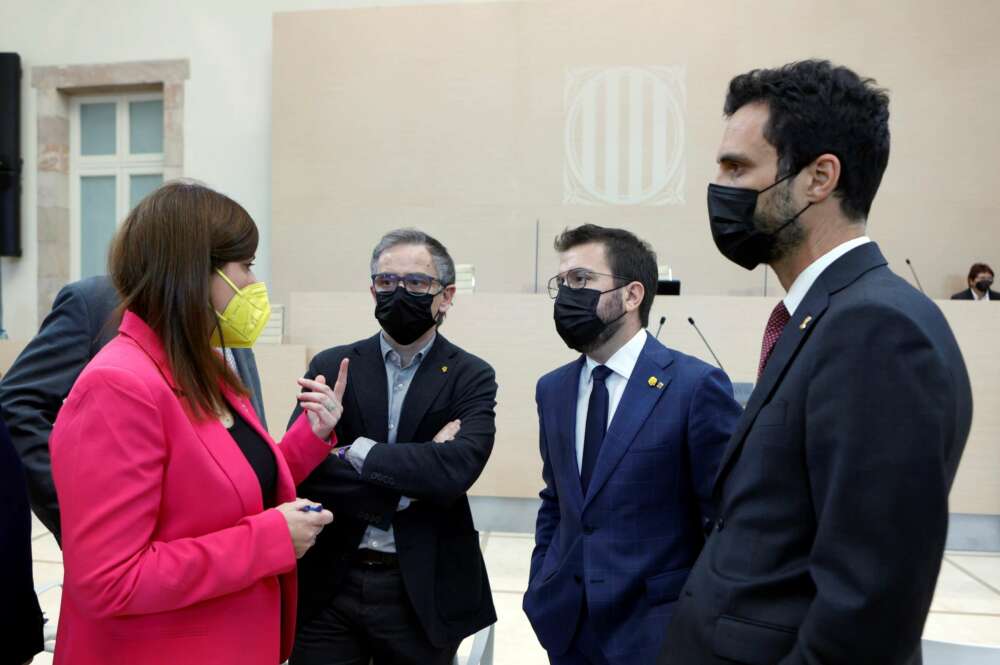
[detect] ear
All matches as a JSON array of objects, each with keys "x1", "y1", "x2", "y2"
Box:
[
  {"x1": 623, "y1": 281, "x2": 645, "y2": 313},
  {"x1": 437, "y1": 284, "x2": 457, "y2": 314},
  {"x1": 803, "y1": 153, "x2": 841, "y2": 203},
  {"x1": 369, "y1": 285, "x2": 377, "y2": 302}
]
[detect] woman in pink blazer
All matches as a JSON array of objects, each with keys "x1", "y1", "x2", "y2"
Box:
[{"x1": 50, "y1": 181, "x2": 347, "y2": 665}]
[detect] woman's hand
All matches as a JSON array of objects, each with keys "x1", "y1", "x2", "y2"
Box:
[
  {"x1": 276, "y1": 498, "x2": 334, "y2": 558},
  {"x1": 297, "y1": 358, "x2": 349, "y2": 442}
]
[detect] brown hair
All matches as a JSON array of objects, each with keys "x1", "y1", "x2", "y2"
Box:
[
  {"x1": 108, "y1": 180, "x2": 257, "y2": 419},
  {"x1": 968, "y1": 262, "x2": 994, "y2": 283}
]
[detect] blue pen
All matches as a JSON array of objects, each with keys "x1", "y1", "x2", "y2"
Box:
[{"x1": 299, "y1": 504, "x2": 324, "y2": 512}]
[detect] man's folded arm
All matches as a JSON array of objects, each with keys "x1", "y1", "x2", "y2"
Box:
[{"x1": 358, "y1": 363, "x2": 498, "y2": 503}]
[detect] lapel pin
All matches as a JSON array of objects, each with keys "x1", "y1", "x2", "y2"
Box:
[
  {"x1": 799, "y1": 315, "x2": 813, "y2": 330},
  {"x1": 441, "y1": 365, "x2": 448, "y2": 373},
  {"x1": 647, "y1": 376, "x2": 657, "y2": 387}
]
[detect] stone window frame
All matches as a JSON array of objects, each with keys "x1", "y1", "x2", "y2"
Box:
[{"x1": 30, "y1": 59, "x2": 188, "y2": 323}]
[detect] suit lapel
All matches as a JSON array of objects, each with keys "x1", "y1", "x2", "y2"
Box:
[
  {"x1": 396, "y1": 336, "x2": 455, "y2": 443},
  {"x1": 192, "y1": 414, "x2": 265, "y2": 514},
  {"x1": 231, "y1": 348, "x2": 267, "y2": 430},
  {"x1": 120, "y1": 311, "x2": 270, "y2": 514},
  {"x1": 349, "y1": 334, "x2": 390, "y2": 443},
  {"x1": 711, "y1": 242, "x2": 890, "y2": 495},
  {"x1": 548, "y1": 357, "x2": 586, "y2": 511},
  {"x1": 582, "y1": 335, "x2": 673, "y2": 509}
]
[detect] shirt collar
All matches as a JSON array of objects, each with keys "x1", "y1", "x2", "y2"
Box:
[
  {"x1": 379, "y1": 331, "x2": 436, "y2": 368},
  {"x1": 783, "y1": 236, "x2": 871, "y2": 316},
  {"x1": 585, "y1": 329, "x2": 647, "y2": 382}
]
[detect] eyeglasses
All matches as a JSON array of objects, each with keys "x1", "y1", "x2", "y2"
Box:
[
  {"x1": 547, "y1": 268, "x2": 627, "y2": 299},
  {"x1": 371, "y1": 272, "x2": 446, "y2": 296}
]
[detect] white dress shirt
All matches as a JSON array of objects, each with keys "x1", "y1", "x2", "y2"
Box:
[
  {"x1": 783, "y1": 236, "x2": 872, "y2": 316},
  {"x1": 574, "y1": 329, "x2": 648, "y2": 472}
]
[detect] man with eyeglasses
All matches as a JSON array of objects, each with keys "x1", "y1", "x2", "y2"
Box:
[
  {"x1": 523, "y1": 225, "x2": 741, "y2": 665},
  {"x1": 287, "y1": 228, "x2": 498, "y2": 665}
]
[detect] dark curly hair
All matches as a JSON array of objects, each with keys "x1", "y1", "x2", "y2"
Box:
[
  {"x1": 724, "y1": 60, "x2": 890, "y2": 221},
  {"x1": 968, "y1": 263, "x2": 994, "y2": 282}
]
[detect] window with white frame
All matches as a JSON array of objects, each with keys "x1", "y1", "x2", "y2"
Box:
[{"x1": 70, "y1": 92, "x2": 165, "y2": 279}]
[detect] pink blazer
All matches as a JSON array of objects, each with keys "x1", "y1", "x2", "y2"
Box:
[{"x1": 50, "y1": 311, "x2": 334, "y2": 665}]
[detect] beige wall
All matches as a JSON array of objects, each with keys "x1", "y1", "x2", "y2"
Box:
[
  {"x1": 281, "y1": 293, "x2": 1000, "y2": 516},
  {"x1": 271, "y1": 0, "x2": 1000, "y2": 306},
  {"x1": 1, "y1": 295, "x2": 995, "y2": 513}
]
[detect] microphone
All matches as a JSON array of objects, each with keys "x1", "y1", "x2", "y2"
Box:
[
  {"x1": 654, "y1": 315, "x2": 666, "y2": 339},
  {"x1": 905, "y1": 258, "x2": 925, "y2": 294},
  {"x1": 687, "y1": 317, "x2": 726, "y2": 373}
]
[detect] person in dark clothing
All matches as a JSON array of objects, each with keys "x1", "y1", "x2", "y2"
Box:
[
  {"x1": 0, "y1": 417, "x2": 44, "y2": 665},
  {"x1": 0, "y1": 274, "x2": 268, "y2": 543},
  {"x1": 950, "y1": 262, "x2": 998, "y2": 301}
]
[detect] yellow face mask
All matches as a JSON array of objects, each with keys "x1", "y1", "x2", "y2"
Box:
[{"x1": 209, "y1": 269, "x2": 271, "y2": 348}]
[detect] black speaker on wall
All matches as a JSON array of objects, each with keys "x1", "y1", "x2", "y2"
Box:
[{"x1": 0, "y1": 52, "x2": 22, "y2": 258}]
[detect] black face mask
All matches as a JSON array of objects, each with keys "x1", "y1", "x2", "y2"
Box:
[
  {"x1": 553, "y1": 284, "x2": 626, "y2": 353},
  {"x1": 707, "y1": 173, "x2": 811, "y2": 270},
  {"x1": 975, "y1": 279, "x2": 994, "y2": 293},
  {"x1": 375, "y1": 288, "x2": 438, "y2": 345}
]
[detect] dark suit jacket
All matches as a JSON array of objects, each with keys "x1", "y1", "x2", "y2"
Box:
[
  {"x1": 659, "y1": 243, "x2": 972, "y2": 665},
  {"x1": 289, "y1": 333, "x2": 498, "y2": 647},
  {"x1": 523, "y1": 333, "x2": 741, "y2": 664},
  {"x1": 0, "y1": 276, "x2": 268, "y2": 541},
  {"x1": 950, "y1": 287, "x2": 999, "y2": 300},
  {"x1": 0, "y1": 418, "x2": 44, "y2": 665}
]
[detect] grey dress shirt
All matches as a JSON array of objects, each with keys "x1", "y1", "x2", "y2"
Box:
[{"x1": 345, "y1": 332, "x2": 435, "y2": 553}]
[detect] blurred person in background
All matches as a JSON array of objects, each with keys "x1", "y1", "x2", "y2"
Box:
[{"x1": 951, "y1": 262, "x2": 997, "y2": 301}]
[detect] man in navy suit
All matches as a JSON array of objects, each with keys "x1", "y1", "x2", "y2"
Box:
[
  {"x1": 658, "y1": 60, "x2": 972, "y2": 665},
  {"x1": 523, "y1": 225, "x2": 742, "y2": 665}
]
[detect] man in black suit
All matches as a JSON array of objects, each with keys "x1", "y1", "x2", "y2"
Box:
[
  {"x1": 951, "y1": 262, "x2": 998, "y2": 301},
  {"x1": 659, "y1": 60, "x2": 972, "y2": 665},
  {"x1": 288, "y1": 228, "x2": 497, "y2": 665},
  {"x1": 1, "y1": 418, "x2": 44, "y2": 665},
  {"x1": 0, "y1": 275, "x2": 269, "y2": 542}
]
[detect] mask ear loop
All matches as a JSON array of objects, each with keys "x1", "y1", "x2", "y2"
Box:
[
  {"x1": 769, "y1": 201, "x2": 813, "y2": 237},
  {"x1": 212, "y1": 269, "x2": 242, "y2": 351},
  {"x1": 758, "y1": 170, "x2": 796, "y2": 194},
  {"x1": 215, "y1": 268, "x2": 243, "y2": 294},
  {"x1": 598, "y1": 282, "x2": 632, "y2": 328},
  {"x1": 757, "y1": 169, "x2": 813, "y2": 238},
  {"x1": 433, "y1": 282, "x2": 454, "y2": 326}
]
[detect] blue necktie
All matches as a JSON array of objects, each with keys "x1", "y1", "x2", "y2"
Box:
[{"x1": 581, "y1": 365, "x2": 613, "y2": 494}]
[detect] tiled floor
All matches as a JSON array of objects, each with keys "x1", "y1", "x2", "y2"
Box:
[{"x1": 28, "y1": 519, "x2": 1000, "y2": 664}]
